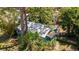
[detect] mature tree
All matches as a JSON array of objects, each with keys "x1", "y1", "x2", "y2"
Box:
[{"x1": 60, "y1": 7, "x2": 79, "y2": 35}]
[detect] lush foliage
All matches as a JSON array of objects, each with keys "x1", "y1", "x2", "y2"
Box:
[
  {"x1": 0, "y1": 7, "x2": 79, "y2": 51},
  {"x1": 60, "y1": 7, "x2": 79, "y2": 45},
  {"x1": 0, "y1": 8, "x2": 19, "y2": 36},
  {"x1": 60, "y1": 8, "x2": 79, "y2": 34},
  {"x1": 18, "y1": 32, "x2": 57, "y2": 51},
  {"x1": 27, "y1": 7, "x2": 53, "y2": 25}
]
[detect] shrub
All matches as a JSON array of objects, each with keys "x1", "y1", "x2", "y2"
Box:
[{"x1": 18, "y1": 31, "x2": 57, "y2": 51}]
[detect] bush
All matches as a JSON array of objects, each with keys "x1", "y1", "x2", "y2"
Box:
[
  {"x1": 18, "y1": 31, "x2": 57, "y2": 51},
  {"x1": 0, "y1": 8, "x2": 18, "y2": 37}
]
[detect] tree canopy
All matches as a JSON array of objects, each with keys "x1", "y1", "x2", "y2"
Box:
[{"x1": 27, "y1": 7, "x2": 53, "y2": 25}]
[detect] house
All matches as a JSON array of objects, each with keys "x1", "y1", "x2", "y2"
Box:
[{"x1": 16, "y1": 21, "x2": 57, "y2": 39}]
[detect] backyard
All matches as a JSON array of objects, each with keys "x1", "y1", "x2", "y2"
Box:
[{"x1": 0, "y1": 7, "x2": 79, "y2": 51}]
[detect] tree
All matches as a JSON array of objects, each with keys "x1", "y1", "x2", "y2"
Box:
[
  {"x1": 27, "y1": 7, "x2": 53, "y2": 25},
  {"x1": 18, "y1": 7, "x2": 28, "y2": 51},
  {"x1": 19, "y1": 7, "x2": 27, "y2": 35},
  {"x1": 60, "y1": 8, "x2": 79, "y2": 35}
]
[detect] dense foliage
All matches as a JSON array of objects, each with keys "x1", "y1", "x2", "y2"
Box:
[
  {"x1": 27, "y1": 7, "x2": 53, "y2": 25},
  {"x1": 0, "y1": 8, "x2": 18, "y2": 35},
  {"x1": 0, "y1": 7, "x2": 79, "y2": 51},
  {"x1": 60, "y1": 7, "x2": 79, "y2": 45},
  {"x1": 18, "y1": 32, "x2": 57, "y2": 51},
  {"x1": 60, "y1": 8, "x2": 79, "y2": 34}
]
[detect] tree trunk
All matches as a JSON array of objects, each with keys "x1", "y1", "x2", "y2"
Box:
[{"x1": 19, "y1": 7, "x2": 27, "y2": 35}]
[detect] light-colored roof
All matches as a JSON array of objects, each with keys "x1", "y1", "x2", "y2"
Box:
[{"x1": 17, "y1": 21, "x2": 51, "y2": 38}]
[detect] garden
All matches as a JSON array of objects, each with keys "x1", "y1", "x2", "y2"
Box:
[{"x1": 0, "y1": 7, "x2": 79, "y2": 51}]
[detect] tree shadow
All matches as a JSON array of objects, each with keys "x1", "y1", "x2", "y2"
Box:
[{"x1": 0, "y1": 33, "x2": 10, "y2": 43}]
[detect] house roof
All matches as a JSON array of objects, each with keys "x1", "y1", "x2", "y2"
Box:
[{"x1": 16, "y1": 21, "x2": 51, "y2": 38}]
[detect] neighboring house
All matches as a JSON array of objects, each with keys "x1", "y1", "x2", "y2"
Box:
[{"x1": 16, "y1": 21, "x2": 58, "y2": 39}]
